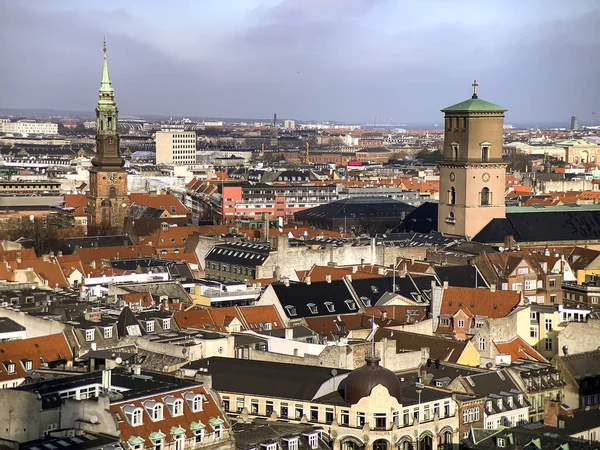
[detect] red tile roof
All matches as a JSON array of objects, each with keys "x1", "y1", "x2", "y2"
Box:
[
  {"x1": 495, "y1": 336, "x2": 548, "y2": 363},
  {"x1": 129, "y1": 193, "x2": 190, "y2": 216},
  {"x1": 439, "y1": 287, "x2": 520, "y2": 318}
]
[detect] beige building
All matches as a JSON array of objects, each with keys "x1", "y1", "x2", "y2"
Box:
[
  {"x1": 437, "y1": 82, "x2": 507, "y2": 238},
  {"x1": 156, "y1": 129, "x2": 197, "y2": 165},
  {"x1": 557, "y1": 139, "x2": 599, "y2": 164},
  {"x1": 0, "y1": 120, "x2": 58, "y2": 135}
]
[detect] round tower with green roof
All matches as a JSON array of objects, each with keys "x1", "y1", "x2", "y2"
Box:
[{"x1": 437, "y1": 81, "x2": 508, "y2": 238}]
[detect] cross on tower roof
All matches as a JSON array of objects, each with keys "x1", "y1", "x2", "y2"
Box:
[{"x1": 472, "y1": 79, "x2": 479, "y2": 99}]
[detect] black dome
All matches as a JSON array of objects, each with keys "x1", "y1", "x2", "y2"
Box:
[{"x1": 343, "y1": 355, "x2": 402, "y2": 404}]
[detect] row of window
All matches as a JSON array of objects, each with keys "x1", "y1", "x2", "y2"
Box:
[
  {"x1": 85, "y1": 319, "x2": 171, "y2": 341},
  {"x1": 446, "y1": 187, "x2": 492, "y2": 206},
  {"x1": 123, "y1": 392, "x2": 205, "y2": 426}
]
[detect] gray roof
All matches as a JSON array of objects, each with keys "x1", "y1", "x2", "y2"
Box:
[{"x1": 560, "y1": 348, "x2": 600, "y2": 380}]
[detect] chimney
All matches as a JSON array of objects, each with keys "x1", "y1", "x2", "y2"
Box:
[
  {"x1": 57, "y1": 251, "x2": 63, "y2": 257},
  {"x1": 326, "y1": 274, "x2": 332, "y2": 283},
  {"x1": 283, "y1": 278, "x2": 290, "y2": 287},
  {"x1": 443, "y1": 281, "x2": 449, "y2": 289},
  {"x1": 490, "y1": 284, "x2": 496, "y2": 292},
  {"x1": 275, "y1": 266, "x2": 281, "y2": 280},
  {"x1": 262, "y1": 212, "x2": 270, "y2": 242},
  {"x1": 543, "y1": 399, "x2": 560, "y2": 427},
  {"x1": 352, "y1": 266, "x2": 358, "y2": 273},
  {"x1": 101, "y1": 369, "x2": 112, "y2": 390},
  {"x1": 345, "y1": 274, "x2": 352, "y2": 283},
  {"x1": 504, "y1": 235, "x2": 516, "y2": 250},
  {"x1": 305, "y1": 276, "x2": 311, "y2": 285}
]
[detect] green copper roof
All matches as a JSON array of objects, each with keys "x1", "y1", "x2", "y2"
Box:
[
  {"x1": 170, "y1": 426, "x2": 186, "y2": 436},
  {"x1": 99, "y1": 41, "x2": 114, "y2": 96},
  {"x1": 442, "y1": 96, "x2": 507, "y2": 113},
  {"x1": 190, "y1": 421, "x2": 206, "y2": 431},
  {"x1": 128, "y1": 436, "x2": 145, "y2": 446}
]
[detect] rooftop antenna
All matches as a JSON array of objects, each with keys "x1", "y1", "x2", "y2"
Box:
[{"x1": 371, "y1": 314, "x2": 376, "y2": 357}]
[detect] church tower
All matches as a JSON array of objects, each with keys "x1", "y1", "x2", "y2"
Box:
[
  {"x1": 437, "y1": 81, "x2": 507, "y2": 238},
  {"x1": 87, "y1": 41, "x2": 128, "y2": 235}
]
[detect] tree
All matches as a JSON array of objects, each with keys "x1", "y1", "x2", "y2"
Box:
[
  {"x1": 0, "y1": 216, "x2": 60, "y2": 256},
  {"x1": 416, "y1": 149, "x2": 442, "y2": 163}
]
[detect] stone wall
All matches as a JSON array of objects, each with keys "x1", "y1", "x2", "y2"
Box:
[
  {"x1": 0, "y1": 390, "x2": 44, "y2": 442},
  {"x1": 0, "y1": 308, "x2": 66, "y2": 338},
  {"x1": 557, "y1": 319, "x2": 600, "y2": 356}
]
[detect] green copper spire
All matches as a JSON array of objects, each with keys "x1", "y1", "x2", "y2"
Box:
[{"x1": 99, "y1": 40, "x2": 115, "y2": 99}]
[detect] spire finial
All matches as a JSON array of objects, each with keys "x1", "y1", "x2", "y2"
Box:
[
  {"x1": 472, "y1": 79, "x2": 479, "y2": 99},
  {"x1": 103, "y1": 38, "x2": 107, "y2": 60}
]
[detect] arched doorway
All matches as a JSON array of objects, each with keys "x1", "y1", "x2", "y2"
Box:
[
  {"x1": 373, "y1": 439, "x2": 389, "y2": 450},
  {"x1": 439, "y1": 429, "x2": 453, "y2": 450},
  {"x1": 341, "y1": 437, "x2": 363, "y2": 450},
  {"x1": 397, "y1": 438, "x2": 414, "y2": 450}
]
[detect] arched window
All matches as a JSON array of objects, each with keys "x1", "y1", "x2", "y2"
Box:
[
  {"x1": 451, "y1": 143, "x2": 459, "y2": 161},
  {"x1": 449, "y1": 187, "x2": 456, "y2": 205},
  {"x1": 481, "y1": 188, "x2": 490, "y2": 206},
  {"x1": 109, "y1": 187, "x2": 117, "y2": 198}
]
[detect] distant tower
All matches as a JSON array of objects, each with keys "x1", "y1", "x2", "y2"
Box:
[
  {"x1": 570, "y1": 116, "x2": 579, "y2": 131},
  {"x1": 438, "y1": 81, "x2": 507, "y2": 238},
  {"x1": 87, "y1": 41, "x2": 129, "y2": 235}
]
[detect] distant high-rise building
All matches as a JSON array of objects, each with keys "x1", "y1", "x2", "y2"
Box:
[
  {"x1": 438, "y1": 80, "x2": 507, "y2": 238},
  {"x1": 156, "y1": 129, "x2": 197, "y2": 165},
  {"x1": 284, "y1": 119, "x2": 296, "y2": 130},
  {"x1": 570, "y1": 115, "x2": 579, "y2": 131},
  {"x1": 87, "y1": 41, "x2": 129, "y2": 235}
]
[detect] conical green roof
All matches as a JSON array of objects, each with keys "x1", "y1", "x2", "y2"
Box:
[
  {"x1": 99, "y1": 41, "x2": 114, "y2": 96},
  {"x1": 442, "y1": 96, "x2": 506, "y2": 113}
]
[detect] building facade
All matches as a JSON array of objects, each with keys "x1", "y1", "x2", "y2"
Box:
[
  {"x1": 437, "y1": 81, "x2": 507, "y2": 238},
  {"x1": 156, "y1": 129, "x2": 197, "y2": 165},
  {"x1": 87, "y1": 42, "x2": 129, "y2": 235},
  {"x1": 0, "y1": 120, "x2": 58, "y2": 135}
]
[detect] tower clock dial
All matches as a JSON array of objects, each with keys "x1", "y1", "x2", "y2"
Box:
[
  {"x1": 107, "y1": 172, "x2": 117, "y2": 184},
  {"x1": 482, "y1": 172, "x2": 491, "y2": 182},
  {"x1": 449, "y1": 172, "x2": 456, "y2": 182}
]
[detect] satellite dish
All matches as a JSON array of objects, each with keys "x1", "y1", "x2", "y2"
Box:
[
  {"x1": 115, "y1": 357, "x2": 123, "y2": 364},
  {"x1": 331, "y1": 369, "x2": 338, "y2": 377},
  {"x1": 90, "y1": 415, "x2": 99, "y2": 424},
  {"x1": 486, "y1": 362, "x2": 493, "y2": 369}
]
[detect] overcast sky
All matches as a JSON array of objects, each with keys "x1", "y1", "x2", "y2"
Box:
[{"x1": 1, "y1": 0, "x2": 599, "y2": 125}]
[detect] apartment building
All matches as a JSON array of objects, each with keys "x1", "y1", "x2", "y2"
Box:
[
  {"x1": 156, "y1": 129, "x2": 197, "y2": 165},
  {"x1": 0, "y1": 120, "x2": 58, "y2": 135}
]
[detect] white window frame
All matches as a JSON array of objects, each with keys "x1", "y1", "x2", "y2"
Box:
[
  {"x1": 162, "y1": 318, "x2": 171, "y2": 330},
  {"x1": 457, "y1": 319, "x2": 465, "y2": 328},
  {"x1": 308, "y1": 434, "x2": 318, "y2": 449},
  {"x1": 146, "y1": 321, "x2": 155, "y2": 332},
  {"x1": 85, "y1": 329, "x2": 95, "y2": 342},
  {"x1": 103, "y1": 327, "x2": 113, "y2": 339}
]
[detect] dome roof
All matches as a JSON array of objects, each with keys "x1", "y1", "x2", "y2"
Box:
[{"x1": 343, "y1": 355, "x2": 402, "y2": 404}]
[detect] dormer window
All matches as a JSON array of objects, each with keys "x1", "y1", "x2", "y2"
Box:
[
  {"x1": 307, "y1": 303, "x2": 318, "y2": 314},
  {"x1": 144, "y1": 400, "x2": 164, "y2": 421},
  {"x1": 497, "y1": 399, "x2": 503, "y2": 409},
  {"x1": 146, "y1": 321, "x2": 154, "y2": 332},
  {"x1": 518, "y1": 394, "x2": 523, "y2": 404},
  {"x1": 497, "y1": 437, "x2": 505, "y2": 448},
  {"x1": 85, "y1": 329, "x2": 95, "y2": 342},
  {"x1": 126, "y1": 325, "x2": 142, "y2": 336},
  {"x1": 506, "y1": 397, "x2": 513, "y2": 407},
  {"x1": 486, "y1": 401, "x2": 492, "y2": 412},
  {"x1": 184, "y1": 392, "x2": 203, "y2": 412},
  {"x1": 164, "y1": 396, "x2": 184, "y2": 416},
  {"x1": 345, "y1": 299, "x2": 356, "y2": 310},
  {"x1": 22, "y1": 359, "x2": 32, "y2": 371},
  {"x1": 285, "y1": 305, "x2": 297, "y2": 317},
  {"x1": 104, "y1": 327, "x2": 113, "y2": 339},
  {"x1": 306, "y1": 433, "x2": 319, "y2": 449},
  {"x1": 162, "y1": 319, "x2": 171, "y2": 330},
  {"x1": 4, "y1": 361, "x2": 15, "y2": 374},
  {"x1": 325, "y1": 302, "x2": 335, "y2": 313},
  {"x1": 123, "y1": 405, "x2": 144, "y2": 426},
  {"x1": 262, "y1": 443, "x2": 277, "y2": 450},
  {"x1": 284, "y1": 437, "x2": 299, "y2": 450}
]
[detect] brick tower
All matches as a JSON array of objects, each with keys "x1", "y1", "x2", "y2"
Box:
[
  {"x1": 87, "y1": 41, "x2": 128, "y2": 235},
  {"x1": 437, "y1": 81, "x2": 508, "y2": 238}
]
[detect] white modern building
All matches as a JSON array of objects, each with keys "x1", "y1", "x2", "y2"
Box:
[
  {"x1": 156, "y1": 129, "x2": 197, "y2": 165},
  {"x1": 0, "y1": 120, "x2": 58, "y2": 135}
]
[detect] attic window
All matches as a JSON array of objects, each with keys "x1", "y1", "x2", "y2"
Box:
[
  {"x1": 4, "y1": 362, "x2": 15, "y2": 374},
  {"x1": 170, "y1": 206, "x2": 176, "y2": 213},
  {"x1": 307, "y1": 303, "x2": 318, "y2": 314},
  {"x1": 345, "y1": 299, "x2": 357, "y2": 310},
  {"x1": 325, "y1": 302, "x2": 335, "y2": 313},
  {"x1": 285, "y1": 305, "x2": 297, "y2": 317},
  {"x1": 497, "y1": 438, "x2": 505, "y2": 448}
]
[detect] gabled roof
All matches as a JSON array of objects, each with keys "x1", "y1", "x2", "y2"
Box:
[
  {"x1": 439, "y1": 287, "x2": 520, "y2": 318},
  {"x1": 304, "y1": 313, "x2": 405, "y2": 340},
  {"x1": 434, "y1": 265, "x2": 487, "y2": 288},
  {"x1": 0, "y1": 333, "x2": 72, "y2": 382},
  {"x1": 559, "y1": 348, "x2": 600, "y2": 380},
  {"x1": 297, "y1": 264, "x2": 385, "y2": 282},
  {"x1": 117, "y1": 307, "x2": 144, "y2": 338},
  {"x1": 495, "y1": 337, "x2": 547, "y2": 363},
  {"x1": 129, "y1": 193, "x2": 190, "y2": 216}
]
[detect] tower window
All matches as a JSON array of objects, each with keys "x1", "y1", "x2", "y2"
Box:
[
  {"x1": 481, "y1": 145, "x2": 490, "y2": 162},
  {"x1": 451, "y1": 143, "x2": 459, "y2": 161},
  {"x1": 481, "y1": 187, "x2": 490, "y2": 206},
  {"x1": 449, "y1": 187, "x2": 456, "y2": 205},
  {"x1": 109, "y1": 187, "x2": 117, "y2": 198}
]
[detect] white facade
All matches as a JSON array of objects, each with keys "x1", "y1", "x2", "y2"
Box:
[
  {"x1": 0, "y1": 121, "x2": 58, "y2": 135},
  {"x1": 284, "y1": 120, "x2": 296, "y2": 130},
  {"x1": 156, "y1": 130, "x2": 197, "y2": 165}
]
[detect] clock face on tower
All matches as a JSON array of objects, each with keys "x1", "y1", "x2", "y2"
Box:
[
  {"x1": 449, "y1": 172, "x2": 456, "y2": 182},
  {"x1": 107, "y1": 172, "x2": 117, "y2": 184},
  {"x1": 482, "y1": 172, "x2": 491, "y2": 182}
]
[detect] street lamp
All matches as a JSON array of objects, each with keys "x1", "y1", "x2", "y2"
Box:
[{"x1": 415, "y1": 377, "x2": 424, "y2": 450}]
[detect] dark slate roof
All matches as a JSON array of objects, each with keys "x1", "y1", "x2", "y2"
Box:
[
  {"x1": 351, "y1": 275, "x2": 432, "y2": 306},
  {"x1": 129, "y1": 203, "x2": 165, "y2": 219},
  {"x1": 206, "y1": 242, "x2": 271, "y2": 267},
  {"x1": 59, "y1": 235, "x2": 133, "y2": 255},
  {"x1": 182, "y1": 357, "x2": 348, "y2": 400},
  {"x1": 474, "y1": 209, "x2": 600, "y2": 243},
  {"x1": 232, "y1": 420, "x2": 328, "y2": 450},
  {"x1": 295, "y1": 197, "x2": 415, "y2": 220},
  {"x1": 392, "y1": 201, "x2": 438, "y2": 233},
  {"x1": 20, "y1": 432, "x2": 120, "y2": 450},
  {"x1": 462, "y1": 370, "x2": 525, "y2": 399},
  {"x1": 116, "y1": 307, "x2": 144, "y2": 338},
  {"x1": 434, "y1": 265, "x2": 488, "y2": 288},
  {"x1": 270, "y1": 280, "x2": 358, "y2": 318},
  {"x1": 0, "y1": 317, "x2": 25, "y2": 333},
  {"x1": 560, "y1": 348, "x2": 600, "y2": 380}
]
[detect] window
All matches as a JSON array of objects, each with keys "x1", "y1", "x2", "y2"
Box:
[
  {"x1": 457, "y1": 319, "x2": 465, "y2": 328},
  {"x1": 266, "y1": 401, "x2": 274, "y2": 416},
  {"x1": 549, "y1": 279, "x2": 556, "y2": 288},
  {"x1": 444, "y1": 401, "x2": 451, "y2": 417},
  {"x1": 222, "y1": 397, "x2": 230, "y2": 411},
  {"x1": 103, "y1": 327, "x2": 113, "y2": 339},
  {"x1": 263, "y1": 322, "x2": 272, "y2": 331},
  {"x1": 307, "y1": 304, "x2": 318, "y2": 314},
  {"x1": 497, "y1": 437, "x2": 505, "y2": 448},
  {"x1": 162, "y1": 319, "x2": 171, "y2": 330},
  {"x1": 524, "y1": 280, "x2": 536, "y2": 291},
  {"x1": 285, "y1": 305, "x2": 297, "y2": 316},
  {"x1": 451, "y1": 143, "x2": 459, "y2": 160},
  {"x1": 440, "y1": 318, "x2": 450, "y2": 327},
  {"x1": 295, "y1": 404, "x2": 304, "y2": 419},
  {"x1": 287, "y1": 438, "x2": 299, "y2": 450},
  {"x1": 357, "y1": 412, "x2": 366, "y2": 427},
  {"x1": 85, "y1": 329, "x2": 95, "y2": 342},
  {"x1": 214, "y1": 425, "x2": 222, "y2": 439},
  {"x1": 340, "y1": 410, "x2": 350, "y2": 425},
  {"x1": 433, "y1": 404, "x2": 440, "y2": 418},
  {"x1": 251, "y1": 399, "x2": 259, "y2": 414},
  {"x1": 481, "y1": 145, "x2": 490, "y2": 162},
  {"x1": 403, "y1": 409, "x2": 410, "y2": 426},
  {"x1": 423, "y1": 405, "x2": 431, "y2": 421},
  {"x1": 325, "y1": 302, "x2": 335, "y2": 313},
  {"x1": 152, "y1": 404, "x2": 163, "y2": 420},
  {"x1": 236, "y1": 398, "x2": 245, "y2": 413},
  {"x1": 308, "y1": 434, "x2": 318, "y2": 449},
  {"x1": 6, "y1": 363, "x2": 15, "y2": 374},
  {"x1": 280, "y1": 403, "x2": 288, "y2": 419},
  {"x1": 326, "y1": 408, "x2": 334, "y2": 424},
  {"x1": 449, "y1": 187, "x2": 456, "y2": 205},
  {"x1": 545, "y1": 319, "x2": 553, "y2": 331},
  {"x1": 124, "y1": 406, "x2": 143, "y2": 426},
  {"x1": 310, "y1": 406, "x2": 319, "y2": 422},
  {"x1": 592, "y1": 297, "x2": 599, "y2": 304},
  {"x1": 517, "y1": 267, "x2": 529, "y2": 275},
  {"x1": 512, "y1": 283, "x2": 523, "y2": 292},
  {"x1": 463, "y1": 407, "x2": 480, "y2": 424},
  {"x1": 478, "y1": 337, "x2": 486, "y2": 351},
  {"x1": 195, "y1": 430, "x2": 203, "y2": 444},
  {"x1": 154, "y1": 439, "x2": 163, "y2": 450},
  {"x1": 345, "y1": 299, "x2": 357, "y2": 310},
  {"x1": 480, "y1": 187, "x2": 490, "y2": 206},
  {"x1": 24, "y1": 360, "x2": 32, "y2": 371},
  {"x1": 174, "y1": 434, "x2": 184, "y2": 450},
  {"x1": 146, "y1": 321, "x2": 155, "y2": 332},
  {"x1": 530, "y1": 327, "x2": 538, "y2": 338},
  {"x1": 545, "y1": 338, "x2": 553, "y2": 351}
]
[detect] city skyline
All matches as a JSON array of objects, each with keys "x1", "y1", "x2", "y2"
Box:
[{"x1": 1, "y1": 0, "x2": 599, "y2": 124}]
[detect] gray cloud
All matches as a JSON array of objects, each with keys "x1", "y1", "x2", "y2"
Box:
[{"x1": 0, "y1": 1, "x2": 599, "y2": 125}]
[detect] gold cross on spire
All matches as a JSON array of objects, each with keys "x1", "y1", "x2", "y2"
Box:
[{"x1": 472, "y1": 79, "x2": 479, "y2": 99}]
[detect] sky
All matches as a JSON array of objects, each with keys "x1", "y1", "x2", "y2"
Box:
[{"x1": 1, "y1": 0, "x2": 599, "y2": 125}]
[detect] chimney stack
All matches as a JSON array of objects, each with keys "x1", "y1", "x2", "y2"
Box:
[
  {"x1": 305, "y1": 276, "x2": 311, "y2": 285},
  {"x1": 326, "y1": 274, "x2": 332, "y2": 283},
  {"x1": 490, "y1": 284, "x2": 496, "y2": 292}
]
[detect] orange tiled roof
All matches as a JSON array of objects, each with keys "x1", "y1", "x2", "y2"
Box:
[
  {"x1": 297, "y1": 264, "x2": 384, "y2": 282},
  {"x1": 495, "y1": 336, "x2": 547, "y2": 363},
  {"x1": 238, "y1": 305, "x2": 285, "y2": 330},
  {"x1": 129, "y1": 193, "x2": 190, "y2": 216},
  {"x1": 0, "y1": 333, "x2": 72, "y2": 383},
  {"x1": 76, "y1": 245, "x2": 156, "y2": 264},
  {"x1": 63, "y1": 194, "x2": 88, "y2": 217},
  {"x1": 173, "y1": 308, "x2": 225, "y2": 332},
  {"x1": 439, "y1": 287, "x2": 520, "y2": 318},
  {"x1": 0, "y1": 248, "x2": 37, "y2": 261},
  {"x1": 13, "y1": 257, "x2": 70, "y2": 288},
  {"x1": 121, "y1": 292, "x2": 153, "y2": 308}
]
